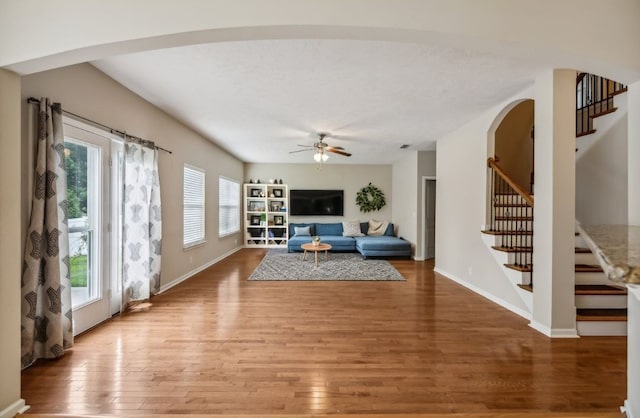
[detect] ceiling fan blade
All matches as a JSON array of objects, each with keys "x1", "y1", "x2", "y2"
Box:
[
  {"x1": 328, "y1": 148, "x2": 352, "y2": 157},
  {"x1": 328, "y1": 145, "x2": 345, "y2": 150},
  {"x1": 297, "y1": 144, "x2": 314, "y2": 147},
  {"x1": 289, "y1": 149, "x2": 315, "y2": 154}
]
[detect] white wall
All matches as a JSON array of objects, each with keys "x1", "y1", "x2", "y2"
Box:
[
  {"x1": 21, "y1": 64, "x2": 244, "y2": 290},
  {"x1": 0, "y1": 69, "x2": 25, "y2": 418},
  {"x1": 392, "y1": 152, "x2": 418, "y2": 254},
  {"x1": 576, "y1": 100, "x2": 628, "y2": 225},
  {"x1": 244, "y1": 163, "x2": 392, "y2": 224},
  {"x1": 3, "y1": 1, "x2": 640, "y2": 84},
  {"x1": 629, "y1": 82, "x2": 640, "y2": 225},
  {"x1": 435, "y1": 93, "x2": 531, "y2": 313}
]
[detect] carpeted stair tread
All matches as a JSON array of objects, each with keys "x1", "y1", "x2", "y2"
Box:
[
  {"x1": 576, "y1": 308, "x2": 627, "y2": 321},
  {"x1": 575, "y1": 247, "x2": 592, "y2": 253},
  {"x1": 575, "y1": 284, "x2": 627, "y2": 295},
  {"x1": 575, "y1": 264, "x2": 604, "y2": 273},
  {"x1": 492, "y1": 245, "x2": 532, "y2": 253},
  {"x1": 504, "y1": 263, "x2": 531, "y2": 272}
]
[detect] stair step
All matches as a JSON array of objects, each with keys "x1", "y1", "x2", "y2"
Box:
[
  {"x1": 577, "y1": 129, "x2": 597, "y2": 137},
  {"x1": 575, "y1": 284, "x2": 626, "y2": 295},
  {"x1": 609, "y1": 86, "x2": 628, "y2": 97},
  {"x1": 505, "y1": 263, "x2": 531, "y2": 272},
  {"x1": 575, "y1": 264, "x2": 604, "y2": 273},
  {"x1": 590, "y1": 107, "x2": 618, "y2": 119},
  {"x1": 517, "y1": 284, "x2": 533, "y2": 292},
  {"x1": 492, "y1": 245, "x2": 532, "y2": 253},
  {"x1": 575, "y1": 247, "x2": 591, "y2": 253},
  {"x1": 494, "y1": 216, "x2": 533, "y2": 221},
  {"x1": 482, "y1": 230, "x2": 533, "y2": 236},
  {"x1": 576, "y1": 308, "x2": 627, "y2": 322},
  {"x1": 493, "y1": 203, "x2": 530, "y2": 207}
]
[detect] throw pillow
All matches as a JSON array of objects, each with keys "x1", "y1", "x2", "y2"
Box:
[
  {"x1": 294, "y1": 226, "x2": 311, "y2": 236},
  {"x1": 367, "y1": 219, "x2": 389, "y2": 236},
  {"x1": 342, "y1": 220, "x2": 364, "y2": 237}
]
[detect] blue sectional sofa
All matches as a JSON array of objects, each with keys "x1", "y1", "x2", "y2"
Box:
[{"x1": 287, "y1": 222, "x2": 411, "y2": 258}]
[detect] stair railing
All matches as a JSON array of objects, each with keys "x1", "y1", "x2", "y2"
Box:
[
  {"x1": 576, "y1": 72, "x2": 626, "y2": 136},
  {"x1": 488, "y1": 157, "x2": 534, "y2": 275}
]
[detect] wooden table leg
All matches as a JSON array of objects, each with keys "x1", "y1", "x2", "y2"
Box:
[
  {"x1": 325, "y1": 250, "x2": 329, "y2": 261},
  {"x1": 302, "y1": 249, "x2": 307, "y2": 261},
  {"x1": 314, "y1": 250, "x2": 319, "y2": 267}
]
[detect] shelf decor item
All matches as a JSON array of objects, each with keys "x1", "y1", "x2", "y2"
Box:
[
  {"x1": 273, "y1": 189, "x2": 283, "y2": 197},
  {"x1": 251, "y1": 188, "x2": 261, "y2": 197},
  {"x1": 274, "y1": 215, "x2": 284, "y2": 225},
  {"x1": 356, "y1": 182, "x2": 386, "y2": 213},
  {"x1": 250, "y1": 215, "x2": 261, "y2": 225}
]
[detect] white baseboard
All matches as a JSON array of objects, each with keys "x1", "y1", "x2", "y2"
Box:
[
  {"x1": 433, "y1": 267, "x2": 532, "y2": 320},
  {"x1": 622, "y1": 399, "x2": 636, "y2": 418},
  {"x1": 529, "y1": 320, "x2": 579, "y2": 338},
  {"x1": 0, "y1": 399, "x2": 28, "y2": 418},
  {"x1": 159, "y1": 247, "x2": 242, "y2": 293}
]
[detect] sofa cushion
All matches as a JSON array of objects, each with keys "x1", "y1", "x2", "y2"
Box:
[
  {"x1": 342, "y1": 220, "x2": 364, "y2": 237},
  {"x1": 367, "y1": 219, "x2": 389, "y2": 236},
  {"x1": 289, "y1": 223, "x2": 315, "y2": 236},
  {"x1": 355, "y1": 236, "x2": 410, "y2": 251},
  {"x1": 315, "y1": 222, "x2": 343, "y2": 236},
  {"x1": 360, "y1": 221, "x2": 394, "y2": 236}
]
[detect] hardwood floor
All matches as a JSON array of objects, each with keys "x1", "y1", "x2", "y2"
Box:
[{"x1": 22, "y1": 249, "x2": 627, "y2": 416}]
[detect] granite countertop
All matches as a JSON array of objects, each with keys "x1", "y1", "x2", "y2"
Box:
[{"x1": 579, "y1": 224, "x2": 640, "y2": 301}]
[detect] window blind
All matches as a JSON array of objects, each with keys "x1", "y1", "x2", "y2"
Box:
[
  {"x1": 183, "y1": 165, "x2": 205, "y2": 247},
  {"x1": 219, "y1": 177, "x2": 240, "y2": 237}
]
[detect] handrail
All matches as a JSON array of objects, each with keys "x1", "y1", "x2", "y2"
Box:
[{"x1": 487, "y1": 158, "x2": 534, "y2": 206}]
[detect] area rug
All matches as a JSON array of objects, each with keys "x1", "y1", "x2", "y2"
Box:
[{"x1": 248, "y1": 249, "x2": 405, "y2": 281}]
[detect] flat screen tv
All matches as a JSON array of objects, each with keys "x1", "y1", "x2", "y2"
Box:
[{"x1": 290, "y1": 189, "x2": 344, "y2": 216}]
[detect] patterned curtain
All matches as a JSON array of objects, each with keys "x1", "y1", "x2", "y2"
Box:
[
  {"x1": 21, "y1": 99, "x2": 73, "y2": 368},
  {"x1": 122, "y1": 140, "x2": 162, "y2": 310}
]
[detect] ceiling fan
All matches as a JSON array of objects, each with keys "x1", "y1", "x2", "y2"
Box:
[{"x1": 289, "y1": 133, "x2": 352, "y2": 162}]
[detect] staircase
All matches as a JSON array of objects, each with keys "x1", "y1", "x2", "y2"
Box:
[
  {"x1": 576, "y1": 72, "x2": 627, "y2": 139},
  {"x1": 482, "y1": 158, "x2": 627, "y2": 336}
]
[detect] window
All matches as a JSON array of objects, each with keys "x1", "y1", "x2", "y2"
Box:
[
  {"x1": 219, "y1": 176, "x2": 240, "y2": 237},
  {"x1": 183, "y1": 165, "x2": 205, "y2": 248}
]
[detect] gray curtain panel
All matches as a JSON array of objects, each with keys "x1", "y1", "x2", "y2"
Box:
[
  {"x1": 122, "y1": 141, "x2": 162, "y2": 310},
  {"x1": 21, "y1": 99, "x2": 73, "y2": 368}
]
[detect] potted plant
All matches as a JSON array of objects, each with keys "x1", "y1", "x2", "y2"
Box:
[{"x1": 312, "y1": 236, "x2": 321, "y2": 247}]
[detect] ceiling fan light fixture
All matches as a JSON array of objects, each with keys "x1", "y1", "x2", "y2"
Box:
[
  {"x1": 322, "y1": 153, "x2": 329, "y2": 162},
  {"x1": 313, "y1": 151, "x2": 322, "y2": 162}
]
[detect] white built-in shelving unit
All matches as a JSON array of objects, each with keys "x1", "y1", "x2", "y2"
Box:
[{"x1": 243, "y1": 183, "x2": 289, "y2": 247}]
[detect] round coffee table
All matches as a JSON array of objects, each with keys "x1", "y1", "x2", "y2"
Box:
[{"x1": 301, "y1": 242, "x2": 332, "y2": 267}]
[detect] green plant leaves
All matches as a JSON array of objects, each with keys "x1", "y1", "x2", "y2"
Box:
[{"x1": 356, "y1": 182, "x2": 386, "y2": 213}]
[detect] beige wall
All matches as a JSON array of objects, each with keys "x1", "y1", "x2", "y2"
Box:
[
  {"x1": 416, "y1": 151, "x2": 437, "y2": 259},
  {"x1": 0, "y1": 69, "x2": 24, "y2": 416},
  {"x1": 244, "y1": 163, "x2": 392, "y2": 224},
  {"x1": 494, "y1": 100, "x2": 534, "y2": 193},
  {"x1": 21, "y1": 64, "x2": 244, "y2": 290}
]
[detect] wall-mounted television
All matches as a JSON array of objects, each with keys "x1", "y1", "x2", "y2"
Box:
[{"x1": 290, "y1": 189, "x2": 344, "y2": 216}]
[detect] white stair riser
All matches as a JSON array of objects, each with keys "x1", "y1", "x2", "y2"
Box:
[
  {"x1": 494, "y1": 206, "x2": 533, "y2": 217},
  {"x1": 494, "y1": 235, "x2": 533, "y2": 247},
  {"x1": 504, "y1": 268, "x2": 531, "y2": 286},
  {"x1": 575, "y1": 252, "x2": 597, "y2": 265},
  {"x1": 575, "y1": 235, "x2": 588, "y2": 248},
  {"x1": 575, "y1": 271, "x2": 609, "y2": 285},
  {"x1": 577, "y1": 321, "x2": 627, "y2": 336},
  {"x1": 576, "y1": 294, "x2": 627, "y2": 309},
  {"x1": 494, "y1": 195, "x2": 530, "y2": 205},
  {"x1": 493, "y1": 220, "x2": 533, "y2": 230},
  {"x1": 505, "y1": 253, "x2": 532, "y2": 265}
]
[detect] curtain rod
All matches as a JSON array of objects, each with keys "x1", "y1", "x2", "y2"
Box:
[{"x1": 27, "y1": 97, "x2": 172, "y2": 154}]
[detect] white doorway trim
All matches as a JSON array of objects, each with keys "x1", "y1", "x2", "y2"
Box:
[{"x1": 420, "y1": 176, "x2": 436, "y2": 261}]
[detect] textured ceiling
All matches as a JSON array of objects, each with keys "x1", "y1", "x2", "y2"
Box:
[{"x1": 93, "y1": 39, "x2": 545, "y2": 164}]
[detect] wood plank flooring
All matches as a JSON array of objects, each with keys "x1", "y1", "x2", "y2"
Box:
[{"x1": 21, "y1": 249, "x2": 627, "y2": 416}]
